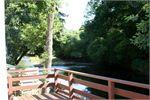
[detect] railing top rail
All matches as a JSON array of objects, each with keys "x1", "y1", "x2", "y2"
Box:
[
  {"x1": 7, "y1": 68, "x2": 53, "y2": 73},
  {"x1": 7, "y1": 73, "x2": 12, "y2": 78},
  {"x1": 55, "y1": 68, "x2": 149, "y2": 89}
]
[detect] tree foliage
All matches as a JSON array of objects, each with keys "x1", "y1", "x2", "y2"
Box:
[
  {"x1": 5, "y1": 0, "x2": 63, "y2": 65},
  {"x1": 80, "y1": 1, "x2": 149, "y2": 74},
  {"x1": 6, "y1": 0, "x2": 149, "y2": 75},
  {"x1": 54, "y1": 30, "x2": 82, "y2": 59},
  {"x1": 56, "y1": 1, "x2": 149, "y2": 75}
]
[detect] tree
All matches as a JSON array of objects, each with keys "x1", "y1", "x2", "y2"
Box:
[
  {"x1": 79, "y1": 0, "x2": 149, "y2": 74},
  {"x1": 46, "y1": 13, "x2": 54, "y2": 68},
  {"x1": 129, "y1": 3, "x2": 149, "y2": 51},
  {"x1": 5, "y1": 0, "x2": 63, "y2": 65},
  {"x1": 54, "y1": 30, "x2": 83, "y2": 59}
]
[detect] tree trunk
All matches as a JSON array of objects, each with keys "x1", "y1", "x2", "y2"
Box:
[
  {"x1": 15, "y1": 49, "x2": 28, "y2": 65},
  {"x1": 43, "y1": 13, "x2": 54, "y2": 94},
  {"x1": 46, "y1": 13, "x2": 54, "y2": 68}
]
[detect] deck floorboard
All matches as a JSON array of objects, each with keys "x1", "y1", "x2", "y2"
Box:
[{"x1": 16, "y1": 93, "x2": 70, "y2": 100}]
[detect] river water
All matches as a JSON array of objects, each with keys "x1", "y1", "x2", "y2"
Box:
[
  {"x1": 20, "y1": 57, "x2": 90, "y2": 93},
  {"x1": 45, "y1": 65, "x2": 90, "y2": 93},
  {"x1": 20, "y1": 57, "x2": 149, "y2": 98}
]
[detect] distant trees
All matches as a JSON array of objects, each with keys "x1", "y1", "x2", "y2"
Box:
[
  {"x1": 54, "y1": 30, "x2": 83, "y2": 59},
  {"x1": 80, "y1": 1, "x2": 149, "y2": 74},
  {"x1": 55, "y1": 1, "x2": 149, "y2": 75}
]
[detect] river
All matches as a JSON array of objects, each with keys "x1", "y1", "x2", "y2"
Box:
[{"x1": 20, "y1": 57, "x2": 149, "y2": 98}]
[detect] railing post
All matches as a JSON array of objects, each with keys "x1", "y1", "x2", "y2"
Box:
[
  {"x1": 108, "y1": 80, "x2": 115, "y2": 100},
  {"x1": 54, "y1": 69, "x2": 58, "y2": 93},
  {"x1": 8, "y1": 74, "x2": 13, "y2": 100},
  {"x1": 68, "y1": 72, "x2": 74, "y2": 99}
]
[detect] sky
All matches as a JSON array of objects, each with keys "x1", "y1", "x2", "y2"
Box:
[{"x1": 60, "y1": 0, "x2": 88, "y2": 30}]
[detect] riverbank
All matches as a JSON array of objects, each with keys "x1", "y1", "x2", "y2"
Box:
[{"x1": 29, "y1": 56, "x2": 94, "y2": 66}]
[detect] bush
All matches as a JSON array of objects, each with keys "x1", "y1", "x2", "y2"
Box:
[
  {"x1": 131, "y1": 59, "x2": 149, "y2": 75},
  {"x1": 87, "y1": 37, "x2": 107, "y2": 63}
]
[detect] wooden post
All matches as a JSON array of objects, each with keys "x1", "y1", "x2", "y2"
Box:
[
  {"x1": 8, "y1": 74, "x2": 13, "y2": 100},
  {"x1": 108, "y1": 80, "x2": 115, "y2": 100},
  {"x1": 54, "y1": 69, "x2": 58, "y2": 93},
  {"x1": 68, "y1": 72, "x2": 74, "y2": 99}
]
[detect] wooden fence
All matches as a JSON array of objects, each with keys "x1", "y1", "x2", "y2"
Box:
[{"x1": 8, "y1": 68, "x2": 149, "y2": 100}]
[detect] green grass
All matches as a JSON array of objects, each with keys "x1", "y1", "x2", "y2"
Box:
[{"x1": 29, "y1": 56, "x2": 65, "y2": 66}]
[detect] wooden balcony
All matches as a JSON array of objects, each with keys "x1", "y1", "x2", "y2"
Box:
[{"x1": 8, "y1": 68, "x2": 149, "y2": 100}]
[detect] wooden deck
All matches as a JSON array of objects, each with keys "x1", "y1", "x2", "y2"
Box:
[
  {"x1": 16, "y1": 93, "x2": 70, "y2": 100},
  {"x1": 8, "y1": 68, "x2": 150, "y2": 100}
]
